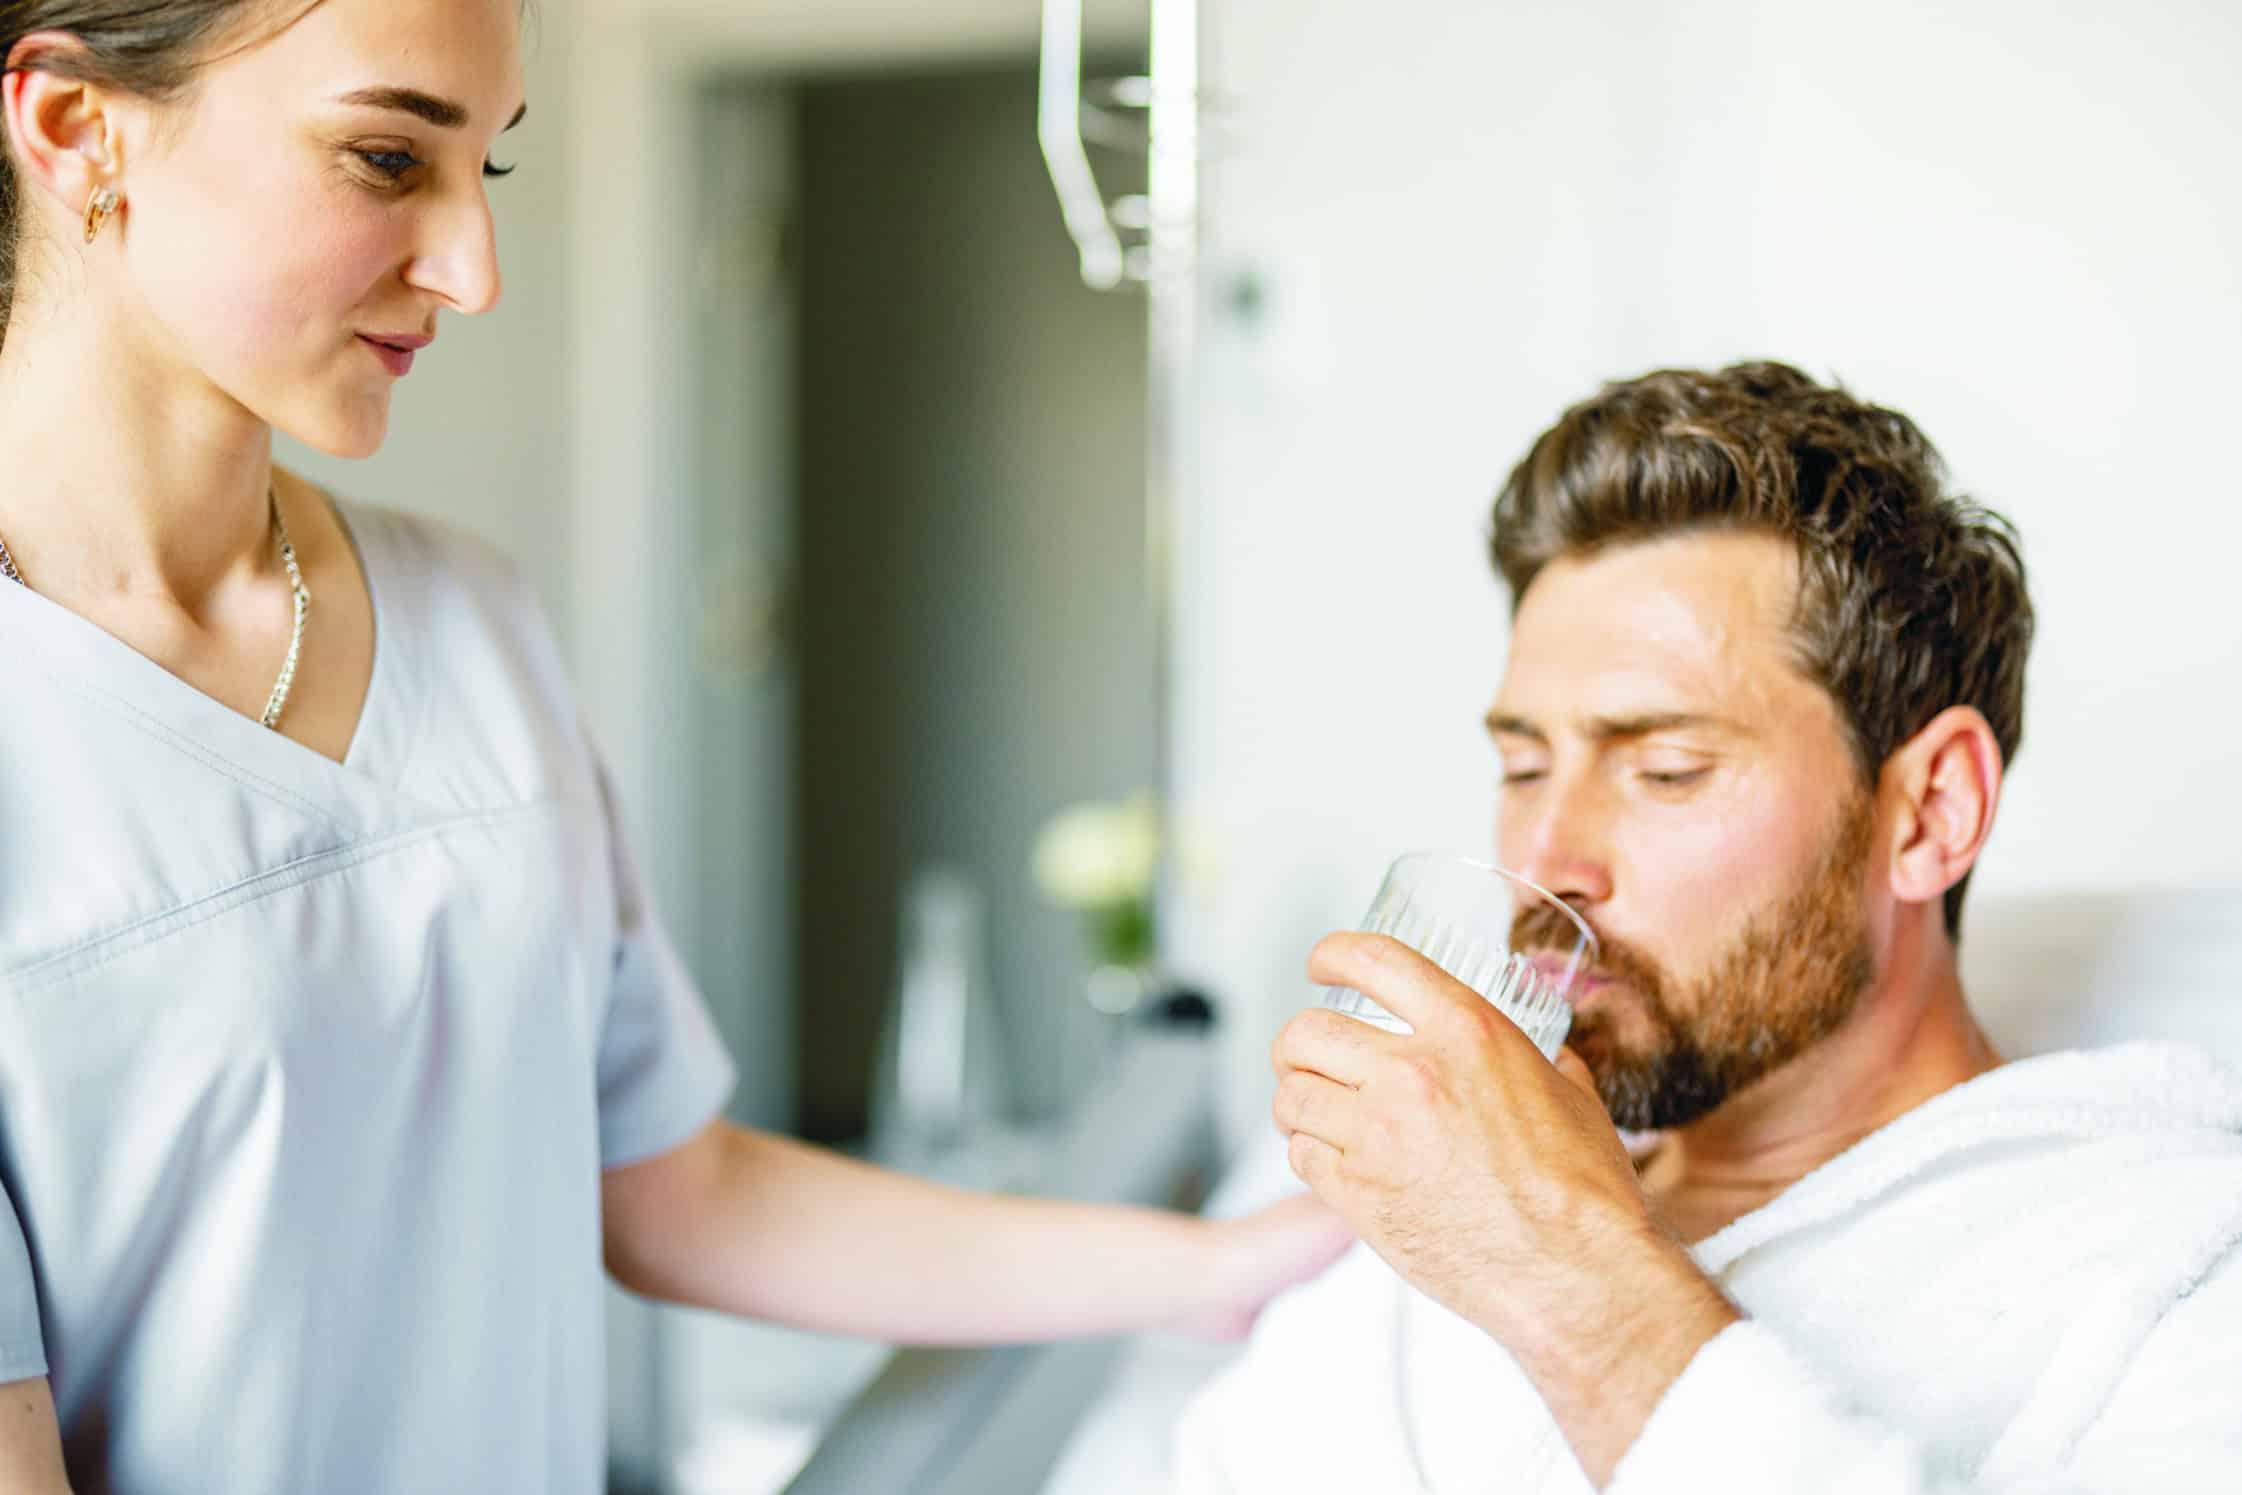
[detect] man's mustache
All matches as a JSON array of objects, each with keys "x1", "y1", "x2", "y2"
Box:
[{"x1": 1510, "y1": 901, "x2": 1669, "y2": 1009}]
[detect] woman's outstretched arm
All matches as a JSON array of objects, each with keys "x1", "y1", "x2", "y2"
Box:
[{"x1": 600, "y1": 1120, "x2": 1351, "y2": 1345}]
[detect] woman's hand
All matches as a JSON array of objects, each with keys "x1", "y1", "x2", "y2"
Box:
[{"x1": 1169, "y1": 1192, "x2": 1357, "y2": 1341}]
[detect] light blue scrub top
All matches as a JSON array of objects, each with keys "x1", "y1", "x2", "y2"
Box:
[{"x1": 0, "y1": 500, "x2": 737, "y2": 1492}]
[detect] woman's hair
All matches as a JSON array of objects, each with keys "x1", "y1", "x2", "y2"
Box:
[
  {"x1": 0, "y1": 1, "x2": 305, "y2": 347},
  {"x1": 1490, "y1": 361, "x2": 2036, "y2": 937}
]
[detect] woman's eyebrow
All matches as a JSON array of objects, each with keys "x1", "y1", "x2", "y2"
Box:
[{"x1": 336, "y1": 87, "x2": 529, "y2": 133}]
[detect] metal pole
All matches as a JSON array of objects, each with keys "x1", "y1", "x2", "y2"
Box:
[
  {"x1": 1144, "y1": 0, "x2": 1199, "y2": 956},
  {"x1": 1038, "y1": 0, "x2": 1127, "y2": 290},
  {"x1": 1038, "y1": 0, "x2": 1201, "y2": 973}
]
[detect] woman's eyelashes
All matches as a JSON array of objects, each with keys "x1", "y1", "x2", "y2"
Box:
[
  {"x1": 353, "y1": 148, "x2": 421, "y2": 182},
  {"x1": 351, "y1": 148, "x2": 516, "y2": 185}
]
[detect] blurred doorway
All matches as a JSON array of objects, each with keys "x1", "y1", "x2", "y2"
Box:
[
  {"x1": 639, "y1": 54, "x2": 1159, "y2": 1493},
  {"x1": 685, "y1": 58, "x2": 1157, "y2": 1144},
  {"x1": 787, "y1": 61, "x2": 1155, "y2": 1142}
]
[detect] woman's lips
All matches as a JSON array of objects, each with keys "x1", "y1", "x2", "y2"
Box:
[{"x1": 358, "y1": 333, "x2": 432, "y2": 377}]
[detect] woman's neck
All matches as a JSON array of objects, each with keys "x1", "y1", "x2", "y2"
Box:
[{"x1": 0, "y1": 295, "x2": 277, "y2": 612}]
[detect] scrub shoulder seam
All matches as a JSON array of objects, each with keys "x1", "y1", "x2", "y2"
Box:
[{"x1": 5, "y1": 802, "x2": 564, "y2": 995}]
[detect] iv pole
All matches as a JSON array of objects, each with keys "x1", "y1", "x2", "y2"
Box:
[{"x1": 1039, "y1": 0, "x2": 1199, "y2": 970}]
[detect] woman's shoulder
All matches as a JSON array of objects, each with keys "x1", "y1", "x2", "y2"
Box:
[
  {"x1": 322, "y1": 489, "x2": 537, "y2": 612},
  {"x1": 302, "y1": 480, "x2": 585, "y2": 752},
  {"x1": 297, "y1": 478, "x2": 548, "y2": 636}
]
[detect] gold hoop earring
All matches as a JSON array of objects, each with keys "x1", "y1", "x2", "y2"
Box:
[{"x1": 83, "y1": 185, "x2": 120, "y2": 245}]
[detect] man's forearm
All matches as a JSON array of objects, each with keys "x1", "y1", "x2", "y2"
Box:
[
  {"x1": 604, "y1": 1122, "x2": 1238, "y2": 1344},
  {"x1": 1491, "y1": 1230, "x2": 1742, "y2": 1488}
]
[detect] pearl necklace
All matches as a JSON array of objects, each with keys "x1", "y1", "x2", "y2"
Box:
[{"x1": 0, "y1": 489, "x2": 311, "y2": 731}]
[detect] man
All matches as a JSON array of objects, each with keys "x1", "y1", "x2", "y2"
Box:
[{"x1": 1176, "y1": 362, "x2": 2242, "y2": 1491}]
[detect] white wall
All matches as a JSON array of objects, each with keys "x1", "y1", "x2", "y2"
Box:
[
  {"x1": 1177, "y1": 0, "x2": 2242, "y2": 1146},
  {"x1": 611, "y1": 0, "x2": 1145, "y2": 67}
]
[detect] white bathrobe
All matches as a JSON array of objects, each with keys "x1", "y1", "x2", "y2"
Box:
[{"x1": 1173, "y1": 1040, "x2": 2242, "y2": 1493}]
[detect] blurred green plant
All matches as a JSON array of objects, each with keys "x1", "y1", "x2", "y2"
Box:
[{"x1": 1031, "y1": 793, "x2": 1161, "y2": 970}]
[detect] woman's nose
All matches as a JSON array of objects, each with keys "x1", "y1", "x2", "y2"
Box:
[{"x1": 406, "y1": 192, "x2": 504, "y2": 316}]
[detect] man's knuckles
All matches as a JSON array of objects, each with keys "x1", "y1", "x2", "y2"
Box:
[
  {"x1": 1383, "y1": 1051, "x2": 1445, "y2": 1105},
  {"x1": 1286, "y1": 1131, "x2": 1339, "y2": 1187},
  {"x1": 1270, "y1": 1072, "x2": 1324, "y2": 1135}
]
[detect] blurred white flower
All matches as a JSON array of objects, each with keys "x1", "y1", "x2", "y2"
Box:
[
  {"x1": 1171, "y1": 817, "x2": 1226, "y2": 906},
  {"x1": 1032, "y1": 793, "x2": 1162, "y2": 910}
]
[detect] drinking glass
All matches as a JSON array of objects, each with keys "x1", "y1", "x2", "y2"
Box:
[{"x1": 1321, "y1": 853, "x2": 1596, "y2": 1061}]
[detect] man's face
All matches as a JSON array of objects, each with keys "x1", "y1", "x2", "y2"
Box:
[{"x1": 1489, "y1": 531, "x2": 1878, "y2": 1131}]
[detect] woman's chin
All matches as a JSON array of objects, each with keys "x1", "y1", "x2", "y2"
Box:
[{"x1": 281, "y1": 402, "x2": 391, "y2": 461}]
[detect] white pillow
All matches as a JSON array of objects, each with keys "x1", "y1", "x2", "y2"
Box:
[{"x1": 1961, "y1": 886, "x2": 2242, "y2": 1064}]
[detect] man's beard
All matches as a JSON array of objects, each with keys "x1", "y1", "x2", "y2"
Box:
[{"x1": 1511, "y1": 797, "x2": 1876, "y2": 1132}]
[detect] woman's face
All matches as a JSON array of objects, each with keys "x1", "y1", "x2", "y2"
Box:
[{"x1": 117, "y1": 0, "x2": 525, "y2": 457}]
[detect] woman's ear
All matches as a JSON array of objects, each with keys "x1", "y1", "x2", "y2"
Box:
[
  {"x1": 3, "y1": 34, "x2": 125, "y2": 224},
  {"x1": 1879, "y1": 705, "x2": 2005, "y2": 915}
]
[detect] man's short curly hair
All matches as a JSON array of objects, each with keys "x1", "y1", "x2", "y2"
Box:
[{"x1": 1489, "y1": 361, "x2": 2035, "y2": 937}]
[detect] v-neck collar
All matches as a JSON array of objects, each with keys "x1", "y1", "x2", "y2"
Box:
[
  {"x1": 327, "y1": 498, "x2": 421, "y2": 791},
  {"x1": 0, "y1": 493, "x2": 420, "y2": 829}
]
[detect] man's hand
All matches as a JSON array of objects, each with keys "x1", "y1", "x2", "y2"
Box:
[
  {"x1": 1271, "y1": 932, "x2": 1739, "y2": 1485},
  {"x1": 1271, "y1": 932, "x2": 1649, "y2": 1339}
]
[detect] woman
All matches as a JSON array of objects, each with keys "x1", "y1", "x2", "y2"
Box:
[{"x1": 0, "y1": 3, "x2": 1349, "y2": 1489}]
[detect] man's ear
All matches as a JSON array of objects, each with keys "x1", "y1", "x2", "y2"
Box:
[{"x1": 1879, "y1": 705, "x2": 2005, "y2": 914}]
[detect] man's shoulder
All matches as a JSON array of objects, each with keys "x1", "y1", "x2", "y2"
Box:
[
  {"x1": 1718, "y1": 1042, "x2": 2242, "y2": 1288},
  {"x1": 1904, "y1": 1041, "x2": 2239, "y2": 1210},
  {"x1": 1889, "y1": 1041, "x2": 2242, "y2": 1183}
]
